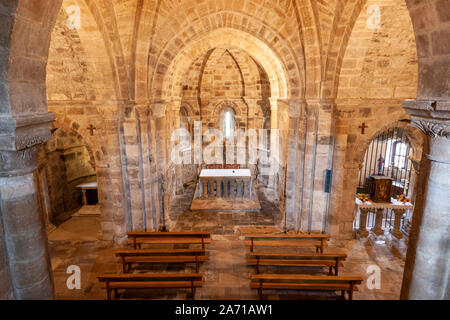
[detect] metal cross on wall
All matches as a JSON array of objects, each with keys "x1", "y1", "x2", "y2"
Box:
[
  {"x1": 87, "y1": 124, "x2": 96, "y2": 136},
  {"x1": 359, "y1": 122, "x2": 368, "y2": 134}
]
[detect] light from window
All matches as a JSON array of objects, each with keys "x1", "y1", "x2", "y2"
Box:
[
  {"x1": 385, "y1": 139, "x2": 409, "y2": 169},
  {"x1": 224, "y1": 110, "x2": 234, "y2": 139},
  {"x1": 393, "y1": 142, "x2": 408, "y2": 169}
]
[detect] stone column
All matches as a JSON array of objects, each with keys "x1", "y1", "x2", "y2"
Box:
[
  {"x1": 372, "y1": 209, "x2": 385, "y2": 236},
  {"x1": 152, "y1": 102, "x2": 168, "y2": 229},
  {"x1": 358, "y1": 208, "x2": 370, "y2": 237},
  {"x1": 283, "y1": 99, "x2": 303, "y2": 231},
  {"x1": 223, "y1": 179, "x2": 229, "y2": 198},
  {"x1": 0, "y1": 113, "x2": 56, "y2": 299},
  {"x1": 401, "y1": 100, "x2": 450, "y2": 300},
  {"x1": 268, "y1": 98, "x2": 279, "y2": 189},
  {"x1": 81, "y1": 189, "x2": 87, "y2": 206},
  {"x1": 243, "y1": 177, "x2": 249, "y2": 198},
  {"x1": 98, "y1": 105, "x2": 129, "y2": 243},
  {"x1": 169, "y1": 99, "x2": 183, "y2": 195},
  {"x1": 391, "y1": 209, "x2": 406, "y2": 239},
  {"x1": 216, "y1": 179, "x2": 222, "y2": 197},
  {"x1": 201, "y1": 178, "x2": 208, "y2": 198}
]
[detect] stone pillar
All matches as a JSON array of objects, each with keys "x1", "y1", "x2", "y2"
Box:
[
  {"x1": 401, "y1": 100, "x2": 450, "y2": 300},
  {"x1": 391, "y1": 209, "x2": 406, "y2": 239},
  {"x1": 216, "y1": 179, "x2": 222, "y2": 197},
  {"x1": 0, "y1": 113, "x2": 56, "y2": 299},
  {"x1": 81, "y1": 189, "x2": 87, "y2": 206},
  {"x1": 152, "y1": 102, "x2": 168, "y2": 229},
  {"x1": 372, "y1": 209, "x2": 385, "y2": 236},
  {"x1": 243, "y1": 178, "x2": 249, "y2": 198},
  {"x1": 284, "y1": 99, "x2": 303, "y2": 231},
  {"x1": 223, "y1": 179, "x2": 229, "y2": 198},
  {"x1": 201, "y1": 178, "x2": 208, "y2": 198},
  {"x1": 268, "y1": 98, "x2": 279, "y2": 189},
  {"x1": 169, "y1": 99, "x2": 183, "y2": 195},
  {"x1": 358, "y1": 208, "x2": 370, "y2": 238}
]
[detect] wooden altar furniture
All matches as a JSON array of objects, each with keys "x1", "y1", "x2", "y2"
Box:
[{"x1": 369, "y1": 176, "x2": 392, "y2": 203}]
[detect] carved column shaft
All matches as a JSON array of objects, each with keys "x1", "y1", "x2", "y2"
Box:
[
  {"x1": 408, "y1": 135, "x2": 450, "y2": 299},
  {"x1": 372, "y1": 209, "x2": 385, "y2": 236},
  {"x1": 359, "y1": 208, "x2": 370, "y2": 238},
  {"x1": 0, "y1": 147, "x2": 54, "y2": 299},
  {"x1": 0, "y1": 114, "x2": 55, "y2": 299},
  {"x1": 391, "y1": 209, "x2": 405, "y2": 239},
  {"x1": 401, "y1": 100, "x2": 450, "y2": 300}
]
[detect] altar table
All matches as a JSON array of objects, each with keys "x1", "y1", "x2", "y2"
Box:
[
  {"x1": 199, "y1": 169, "x2": 252, "y2": 199},
  {"x1": 354, "y1": 198, "x2": 414, "y2": 239}
]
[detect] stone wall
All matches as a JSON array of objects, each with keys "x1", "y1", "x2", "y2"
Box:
[{"x1": 35, "y1": 0, "x2": 425, "y2": 241}]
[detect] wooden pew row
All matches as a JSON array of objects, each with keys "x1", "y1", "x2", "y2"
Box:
[
  {"x1": 248, "y1": 252, "x2": 347, "y2": 275},
  {"x1": 115, "y1": 249, "x2": 207, "y2": 273},
  {"x1": 127, "y1": 232, "x2": 211, "y2": 250},
  {"x1": 250, "y1": 274, "x2": 363, "y2": 300},
  {"x1": 244, "y1": 234, "x2": 330, "y2": 253},
  {"x1": 98, "y1": 273, "x2": 203, "y2": 300}
]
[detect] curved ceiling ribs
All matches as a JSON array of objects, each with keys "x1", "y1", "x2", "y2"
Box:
[
  {"x1": 46, "y1": 0, "x2": 418, "y2": 107},
  {"x1": 144, "y1": 2, "x2": 306, "y2": 102}
]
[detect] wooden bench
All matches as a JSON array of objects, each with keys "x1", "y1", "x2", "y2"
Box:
[
  {"x1": 244, "y1": 234, "x2": 330, "y2": 253},
  {"x1": 250, "y1": 274, "x2": 363, "y2": 300},
  {"x1": 248, "y1": 252, "x2": 347, "y2": 275},
  {"x1": 127, "y1": 232, "x2": 211, "y2": 250},
  {"x1": 115, "y1": 249, "x2": 207, "y2": 273},
  {"x1": 97, "y1": 273, "x2": 203, "y2": 300}
]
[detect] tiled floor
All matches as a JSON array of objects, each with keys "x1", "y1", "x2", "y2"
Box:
[{"x1": 48, "y1": 189, "x2": 407, "y2": 300}]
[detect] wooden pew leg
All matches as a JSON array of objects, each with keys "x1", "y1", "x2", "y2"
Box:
[
  {"x1": 106, "y1": 282, "x2": 111, "y2": 300},
  {"x1": 335, "y1": 265, "x2": 339, "y2": 276},
  {"x1": 113, "y1": 288, "x2": 119, "y2": 300},
  {"x1": 328, "y1": 267, "x2": 333, "y2": 275},
  {"x1": 258, "y1": 281, "x2": 263, "y2": 300},
  {"x1": 349, "y1": 283, "x2": 354, "y2": 301},
  {"x1": 191, "y1": 281, "x2": 195, "y2": 300},
  {"x1": 341, "y1": 290, "x2": 346, "y2": 300},
  {"x1": 256, "y1": 258, "x2": 260, "y2": 274}
]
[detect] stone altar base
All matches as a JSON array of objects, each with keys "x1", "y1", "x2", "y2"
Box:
[
  {"x1": 72, "y1": 204, "x2": 101, "y2": 217},
  {"x1": 190, "y1": 197, "x2": 261, "y2": 212}
]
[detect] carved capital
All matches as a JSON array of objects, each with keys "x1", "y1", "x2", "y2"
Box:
[
  {"x1": 0, "y1": 113, "x2": 55, "y2": 151},
  {"x1": 288, "y1": 99, "x2": 304, "y2": 118},
  {"x1": 411, "y1": 118, "x2": 450, "y2": 139},
  {"x1": 152, "y1": 102, "x2": 167, "y2": 118},
  {"x1": 0, "y1": 145, "x2": 41, "y2": 176},
  {"x1": 403, "y1": 99, "x2": 450, "y2": 122},
  {"x1": 135, "y1": 105, "x2": 151, "y2": 119}
]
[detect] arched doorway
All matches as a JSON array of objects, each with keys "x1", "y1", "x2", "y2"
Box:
[
  {"x1": 355, "y1": 127, "x2": 423, "y2": 237},
  {"x1": 36, "y1": 127, "x2": 98, "y2": 227}
]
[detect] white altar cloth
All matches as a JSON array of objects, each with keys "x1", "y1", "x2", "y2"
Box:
[
  {"x1": 200, "y1": 169, "x2": 251, "y2": 177},
  {"x1": 355, "y1": 197, "x2": 414, "y2": 210},
  {"x1": 76, "y1": 182, "x2": 98, "y2": 189}
]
